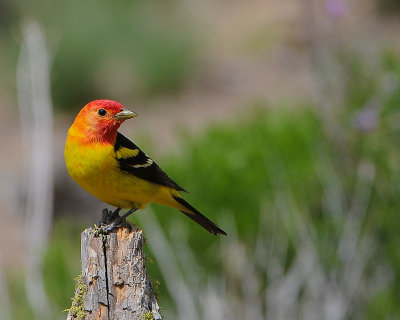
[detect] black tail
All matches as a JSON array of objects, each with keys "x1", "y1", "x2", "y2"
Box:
[{"x1": 173, "y1": 196, "x2": 227, "y2": 236}]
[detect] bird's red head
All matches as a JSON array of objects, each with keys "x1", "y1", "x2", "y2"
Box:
[{"x1": 72, "y1": 99, "x2": 138, "y2": 143}]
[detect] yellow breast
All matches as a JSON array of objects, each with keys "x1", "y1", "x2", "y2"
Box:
[{"x1": 64, "y1": 131, "x2": 159, "y2": 209}]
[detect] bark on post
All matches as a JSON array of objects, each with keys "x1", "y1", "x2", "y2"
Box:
[{"x1": 66, "y1": 224, "x2": 162, "y2": 320}]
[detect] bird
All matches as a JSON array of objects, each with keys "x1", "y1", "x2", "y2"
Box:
[{"x1": 64, "y1": 99, "x2": 226, "y2": 236}]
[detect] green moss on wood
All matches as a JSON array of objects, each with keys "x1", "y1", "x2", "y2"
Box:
[
  {"x1": 65, "y1": 273, "x2": 88, "y2": 319},
  {"x1": 141, "y1": 311, "x2": 155, "y2": 320}
]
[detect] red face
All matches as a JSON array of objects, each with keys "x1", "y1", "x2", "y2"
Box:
[{"x1": 75, "y1": 99, "x2": 137, "y2": 142}]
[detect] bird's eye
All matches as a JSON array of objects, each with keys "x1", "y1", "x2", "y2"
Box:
[{"x1": 98, "y1": 109, "x2": 107, "y2": 116}]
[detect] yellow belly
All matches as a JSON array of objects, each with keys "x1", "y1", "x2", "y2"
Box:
[{"x1": 65, "y1": 137, "x2": 159, "y2": 209}]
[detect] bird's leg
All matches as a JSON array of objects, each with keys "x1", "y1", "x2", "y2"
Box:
[
  {"x1": 116, "y1": 206, "x2": 137, "y2": 222},
  {"x1": 99, "y1": 208, "x2": 111, "y2": 225},
  {"x1": 110, "y1": 207, "x2": 121, "y2": 221},
  {"x1": 100, "y1": 205, "x2": 137, "y2": 233}
]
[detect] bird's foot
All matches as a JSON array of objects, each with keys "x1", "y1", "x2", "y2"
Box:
[
  {"x1": 95, "y1": 208, "x2": 133, "y2": 234},
  {"x1": 98, "y1": 208, "x2": 121, "y2": 226},
  {"x1": 94, "y1": 206, "x2": 137, "y2": 235},
  {"x1": 98, "y1": 218, "x2": 132, "y2": 234}
]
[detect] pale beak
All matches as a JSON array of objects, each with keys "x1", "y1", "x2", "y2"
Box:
[{"x1": 114, "y1": 109, "x2": 138, "y2": 120}]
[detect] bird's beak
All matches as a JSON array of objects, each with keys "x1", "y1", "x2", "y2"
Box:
[{"x1": 114, "y1": 109, "x2": 138, "y2": 120}]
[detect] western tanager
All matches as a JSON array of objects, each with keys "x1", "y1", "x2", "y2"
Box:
[{"x1": 64, "y1": 99, "x2": 226, "y2": 235}]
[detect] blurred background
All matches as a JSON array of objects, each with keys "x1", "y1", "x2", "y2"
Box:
[{"x1": 1, "y1": 0, "x2": 400, "y2": 319}]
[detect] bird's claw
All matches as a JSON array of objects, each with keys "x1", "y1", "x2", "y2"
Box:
[
  {"x1": 95, "y1": 208, "x2": 132, "y2": 235},
  {"x1": 98, "y1": 222, "x2": 116, "y2": 234},
  {"x1": 98, "y1": 208, "x2": 121, "y2": 226},
  {"x1": 99, "y1": 220, "x2": 132, "y2": 234},
  {"x1": 116, "y1": 220, "x2": 133, "y2": 232}
]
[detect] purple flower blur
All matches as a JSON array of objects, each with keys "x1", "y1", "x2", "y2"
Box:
[{"x1": 325, "y1": 0, "x2": 347, "y2": 18}]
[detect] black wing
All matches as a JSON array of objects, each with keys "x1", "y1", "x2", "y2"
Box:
[{"x1": 114, "y1": 132, "x2": 186, "y2": 191}]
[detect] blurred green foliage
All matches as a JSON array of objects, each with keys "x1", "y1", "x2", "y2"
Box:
[
  {"x1": 2, "y1": 0, "x2": 197, "y2": 110},
  {"x1": 8, "y1": 272, "x2": 35, "y2": 320},
  {"x1": 144, "y1": 48, "x2": 400, "y2": 317},
  {"x1": 377, "y1": 0, "x2": 400, "y2": 13},
  {"x1": 7, "y1": 47, "x2": 400, "y2": 318},
  {"x1": 42, "y1": 220, "x2": 83, "y2": 311}
]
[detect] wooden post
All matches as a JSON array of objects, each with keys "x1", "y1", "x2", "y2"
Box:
[{"x1": 66, "y1": 224, "x2": 162, "y2": 320}]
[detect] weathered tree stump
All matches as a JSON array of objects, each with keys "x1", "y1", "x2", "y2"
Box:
[{"x1": 66, "y1": 224, "x2": 162, "y2": 320}]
